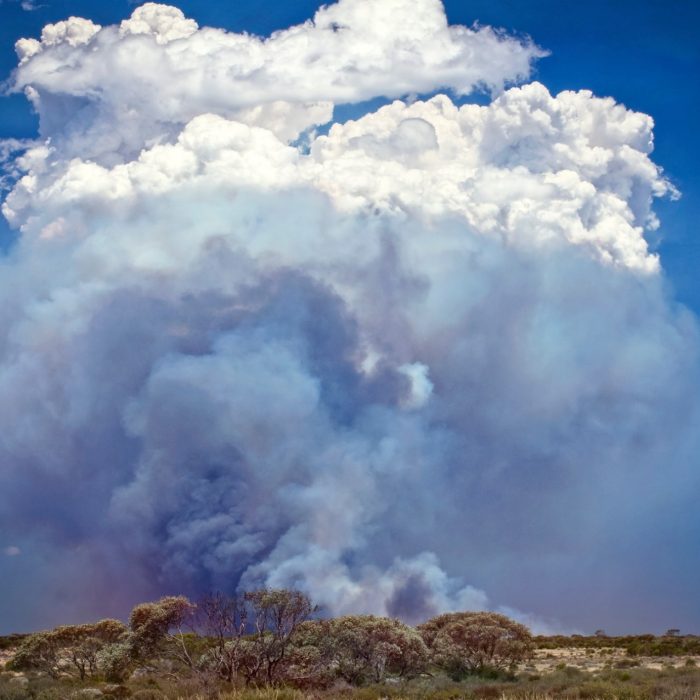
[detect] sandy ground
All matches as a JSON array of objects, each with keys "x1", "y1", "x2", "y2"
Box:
[{"x1": 523, "y1": 647, "x2": 700, "y2": 674}]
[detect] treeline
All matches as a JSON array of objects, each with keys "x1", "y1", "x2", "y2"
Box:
[
  {"x1": 535, "y1": 634, "x2": 700, "y2": 657},
  {"x1": 6, "y1": 590, "x2": 533, "y2": 689}
]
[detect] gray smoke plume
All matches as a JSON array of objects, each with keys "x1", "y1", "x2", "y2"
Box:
[{"x1": 0, "y1": 0, "x2": 699, "y2": 634}]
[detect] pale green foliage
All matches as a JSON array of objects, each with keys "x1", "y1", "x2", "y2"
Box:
[
  {"x1": 55, "y1": 620, "x2": 129, "y2": 680},
  {"x1": 184, "y1": 590, "x2": 316, "y2": 686},
  {"x1": 11, "y1": 597, "x2": 195, "y2": 683},
  {"x1": 96, "y1": 641, "x2": 134, "y2": 682},
  {"x1": 296, "y1": 615, "x2": 429, "y2": 684},
  {"x1": 8, "y1": 620, "x2": 128, "y2": 680},
  {"x1": 129, "y1": 595, "x2": 195, "y2": 662},
  {"x1": 192, "y1": 592, "x2": 247, "y2": 683},
  {"x1": 239, "y1": 589, "x2": 316, "y2": 686},
  {"x1": 7, "y1": 594, "x2": 536, "y2": 690},
  {"x1": 8, "y1": 632, "x2": 62, "y2": 678},
  {"x1": 419, "y1": 611, "x2": 534, "y2": 676}
]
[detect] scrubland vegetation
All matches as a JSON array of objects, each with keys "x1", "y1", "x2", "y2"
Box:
[{"x1": 1, "y1": 590, "x2": 699, "y2": 699}]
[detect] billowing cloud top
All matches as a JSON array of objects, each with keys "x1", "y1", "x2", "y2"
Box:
[
  {"x1": 12, "y1": 0, "x2": 543, "y2": 156},
  {"x1": 0, "y1": 0, "x2": 698, "y2": 634}
]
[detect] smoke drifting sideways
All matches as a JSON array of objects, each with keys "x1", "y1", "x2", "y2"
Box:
[{"x1": 0, "y1": 0, "x2": 699, "y2": 635}]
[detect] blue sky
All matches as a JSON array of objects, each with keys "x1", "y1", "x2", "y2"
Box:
[{"x1": 1, "y1": 0, "x2": 699, "y2": 309}]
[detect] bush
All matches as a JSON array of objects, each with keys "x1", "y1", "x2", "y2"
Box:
[
  {"x1": 294, "y1": 615, "x2": 428, "y2": 686},
  {"x1": 8, "y1": 621, "x2": 129, "y2": 681},
  {"x1": 419, "y1": 612, "x2": 533, "y2": 678}
]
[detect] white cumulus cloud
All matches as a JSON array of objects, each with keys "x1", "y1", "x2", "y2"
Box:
[
  {"x1": 10, "y1": 0, "x2": 544, "y2": 160},
  {"x1": 0, "y1": 0, "x2": 697, "y2": 634}
]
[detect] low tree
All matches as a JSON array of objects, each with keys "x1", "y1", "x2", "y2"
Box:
[
  {"x1": 296, "y1": 615, "x2": 428, "y2": 685},
  {"x1": 128, "y1": 595, "x2": 195, "y2": 665},
  {"x1": 97, "y1": 641, "x2": 134, "y2": 682},
  {"x1": 277, "y1": 627, "x2": 337, "y2": 689},
  {"x1": 8, "y1": 619, "x2": 128, "y2": 681},
  {"x1": 193, "y1": 592, "x2": 248, "y2": 682},
  {"x1": 8, "y1": 632, "x2": 62, "y2": 678},
  {"x1": 239, "y1": 589, "x2": 316, "y2": 686},
  {"x1": 54, "y1": 620, "x2": 128, "y2": 679},
  {"x1": 419, "y1": 611, "x2": 533, "y2": 678},
  {"x1": 121, "y1": 595, "x2": 223, "y2": 685}
]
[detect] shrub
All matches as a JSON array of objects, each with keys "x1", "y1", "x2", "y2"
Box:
[
  {"x1": 295, "y1": 615, "x2": 429, "y2": 685},
  {"x1": 238, "y1": 589, "x2": 316, "y2": 686},
  {"x1": 418, "y1": 612, "x2": 533, "y2": 679},
  {"x1": 8, "y1": 621, "x2": 129, "y2": 681}
]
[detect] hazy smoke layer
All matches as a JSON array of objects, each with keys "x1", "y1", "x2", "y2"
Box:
[{"x1": 1, "y1": 1, "x2": 699, "y2": 634}]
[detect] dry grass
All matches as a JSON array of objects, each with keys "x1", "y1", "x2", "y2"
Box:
[{"x1": 3, "y1": 641, "x2": 700, "y2": 699}]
